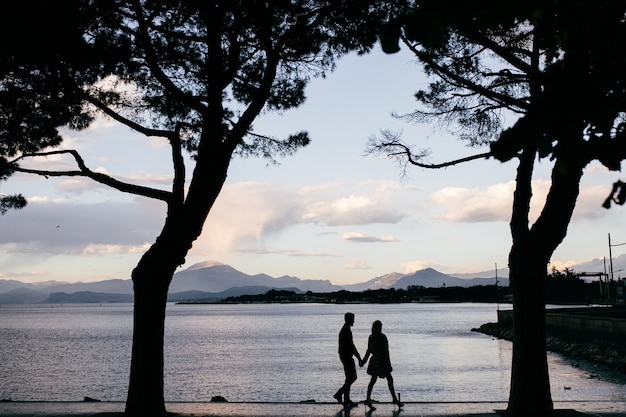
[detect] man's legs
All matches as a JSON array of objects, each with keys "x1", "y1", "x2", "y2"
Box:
[{"x1": 338, "y1": 357, "x2": 357, "y2": 405}]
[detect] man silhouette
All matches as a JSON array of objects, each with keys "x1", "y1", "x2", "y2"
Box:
[{"x1": 333, "y1": 312, "x2": 362, "y2": 406}]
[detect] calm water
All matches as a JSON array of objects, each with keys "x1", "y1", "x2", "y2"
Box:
[{"x1": 0, "y1": 303, "x2": 624, "y2": 403}]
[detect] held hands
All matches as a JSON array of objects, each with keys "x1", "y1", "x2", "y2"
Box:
[{"x1": 359, "y1": 352, "x2": 369, "y2": 367}]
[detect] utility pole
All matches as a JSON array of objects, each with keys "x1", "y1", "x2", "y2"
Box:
[
  {"x1": 609, "y1": 233, "x2": 614, "y2": 303},
  {"x1": 609, "y1": 233, "x2": 614, "y2": 283},
  {"x1": 607, "y1": 233, "x2": 626, "y2": 304},
  {"x1": 495, "y1": 263, "x2": 500, "y2": 312}
]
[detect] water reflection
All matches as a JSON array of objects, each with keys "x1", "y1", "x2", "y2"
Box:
[{"x1": 0, "y1": 303, "x2": 623, "y2": 403}]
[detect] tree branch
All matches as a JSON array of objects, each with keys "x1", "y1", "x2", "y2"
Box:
[
  {"x1": 169, "y1": 125, "x2": 186, "y2": 205},
  {"x1": 402, "y1": 35, "x2": 529, "y2": 112},
  {"x1": 130, "y1": 0, "x2": 207, "y2": 115},
  {"x1": 82, "y1": 92, "x2": 173, "y2": 138},
  {"x1": 12, "y1": 150, "x2": 172, "y2": 202},
  {"x1": 469, "y1": 31, "x2": 536, "y2": 76},
  {"x1": 367, "y1": 134, "x2": 493, "y2": 169},
  {"x1": 223, "y1": 35, "x2": 279, "y2": 153}
]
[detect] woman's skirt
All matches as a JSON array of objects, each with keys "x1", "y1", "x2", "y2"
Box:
[{"x1": 367, "y1": 355, "x2": 392, "y2": 378}]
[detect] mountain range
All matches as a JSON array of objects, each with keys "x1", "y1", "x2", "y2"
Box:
[{"x1": 0, "y1": 261, "x2": 507, "y2": 304}]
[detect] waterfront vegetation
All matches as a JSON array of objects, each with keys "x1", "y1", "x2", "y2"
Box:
[{"x1": 221, "y1": 269, "x2": 624, "y2": 305}]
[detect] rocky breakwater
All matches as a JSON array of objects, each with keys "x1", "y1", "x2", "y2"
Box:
[{"x1": 473, "y1": 321, "x2": 626, "y2": 374}]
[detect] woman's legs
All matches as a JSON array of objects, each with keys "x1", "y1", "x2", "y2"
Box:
[
  {"x1": 365, "y1": 375, "x2": 377, "y2": 409},
  {"x1": 387, "y1": 374, "x2": 403, "y2": 406},
  {"x1": 386, "y1": 374, "x2": 397, "y2": 401},
  {"x1": 366, "y1": 375, "x2": 377, "y2": 400}
]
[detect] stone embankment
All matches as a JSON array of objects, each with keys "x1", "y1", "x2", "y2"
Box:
[{"x1": 473, "y1": 322, "x2": 626, "y2": 374}]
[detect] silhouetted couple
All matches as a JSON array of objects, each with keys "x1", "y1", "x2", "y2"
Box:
[{"x1": 333, "y1": 312, "x2": 403, "y2": 410}]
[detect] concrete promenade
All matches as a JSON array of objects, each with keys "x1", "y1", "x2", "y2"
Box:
[{"x1": 0, "y1": 401, "x2": 624, "y2": 417}]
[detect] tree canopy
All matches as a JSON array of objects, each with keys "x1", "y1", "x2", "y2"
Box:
[
  {"x1": 3, "y1": 1, "x2": 381, "y2": 202},
  {"x1": 374, "y1": 0, "x2": 626, "y2": 169},
  {"x1": 370, "y1": 1, "x2": 626, "y2": 416},
  {"x1": 1, "y1": 1, "x2": 384, "y2": 415},
  {"x1": 0, "y1": 0, "x2": 93, "y2": 213}
]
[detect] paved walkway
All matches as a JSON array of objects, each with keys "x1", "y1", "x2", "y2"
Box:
[{"x1": 0, "y1": 401, "x2": 624, "y2": 417}]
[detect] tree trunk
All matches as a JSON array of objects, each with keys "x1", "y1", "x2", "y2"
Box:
[
  {"x1": 124, "y1": 230, "x2": 188, "y2": 416},
  {"x1": 124, "y1": 141, "x2": 232, "y2": 416},
  {"x1": 506, "y1": 146, "x2": 584, "y2": 417},
  {"x1": 507, "y1": 257, "x2": 553, "y2": 416},
  {"x1": 124, "y1": 233, "x2": 208, "y2": 416},
  {"x1": 125, "y1": 261, "x2": 171, "y2": 416},
  {"x1": 505, "y1": 147, "x2": 553, "y2": 416}
]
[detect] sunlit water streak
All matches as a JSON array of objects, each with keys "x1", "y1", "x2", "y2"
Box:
[{"x1": 0, "y1": 303, "x2": 624, "y2": 403}]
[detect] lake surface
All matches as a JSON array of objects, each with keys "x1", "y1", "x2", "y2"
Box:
[{"x1": 0, "y1": 303, "x2": 624, "y2": 403}]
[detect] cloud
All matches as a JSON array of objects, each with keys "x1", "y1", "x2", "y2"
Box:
[
  {"x1": 315, "y1": 231, "x2": 339, "y2": 237},
  {"x1": 28, "y1": 196, "x2": 66, "y2": 204},
  {"x1": 302, "y1": 194, "x2": 404, "y2": 226},
  {"x1": 91, "y1": 166, "x2": 173, "y2": 186},
  {"x1": 0, "y1": 198, "x2": 165, "y2": 255},
  {"x1": 553, "y1": 253, "x2": 626, "y2": 275},
  {"x1": 548, "y1": 259, "x2": 583, "y2": 271},
  {"x1": 123, "y1": 172, "x2": 173, "y2": 185},
  {"x1": 342, "y1": 232, "x2": 398, "y2": 243},
  {"x1": 3, "y1": 178, "x2": 416, "y2": 270},
  {"x1": 55, "y1": 178, "x2": 96, "y2": 193},
  {"x1": 430, "y1": 182, "x2": 515, "y2": 223},
  {"x1": 190, "y1": 182, "x2": 302, "y2": 258},
  {"x1": 0, "y1": 270, "x2": 49, "y2": 279},
  {"x1": 190, "y1": 180, "x2": 411, "y2": 259},
  {"x1": 572, "y1": 184, "x2": 617, "y2": 221},
  {"x1": 301, "y1": 180, "x2": 408, "y2": 226},
  {"x1": 400, "y1": 260, "x2": 450, "y2": 274},
  {"x1": 78, "y1": 243, "x2": 152, "y2": 256},
  {"x1": 584, "y1": 162, "x2": 610, "y2": 174},
  {"x1": 341, "y1": 259, "x2": 371, "y2": 270},
  {"x1": 357, "y1": 179, "x2": 416, "y2": 193},
  {"x1": 53, "y1": 170, "x2": 173, "y2": 195},
  {"x1": 429, "y1": 179, "x2": 608, "y2": 224},
  {"x1": 14, "y1": 149, "x2": 81, "y2": 172},
  {"x1": 237, "y1": 247, "x2": 340, "y2": 257}
]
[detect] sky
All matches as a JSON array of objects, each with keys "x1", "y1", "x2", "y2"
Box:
[{"x1": 2, "y1": 47, "x2": 626, "y2": 286}]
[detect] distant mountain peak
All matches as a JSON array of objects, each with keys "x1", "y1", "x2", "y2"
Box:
[
  {"x1": 416, "y1": 267, "x2": 445, "y2": 274},
  {"x1": 0, "y1": 261, "x2": 509, "y2": 304},
  {"x1": 184, "y1": 261, "x2": 225, "y2": 271},
  {"x1": 394, "y1": 267, "x2": 506, "y2": 289},
  {"x1": 29, "y1": 280, "x2": 72, "y2": 287},
  {"x1": 170, "y1": 262, "x2": 339, "y2": 294},
  {"x1": 369, "y1": 272, "x2": 406, "y2": 290}
]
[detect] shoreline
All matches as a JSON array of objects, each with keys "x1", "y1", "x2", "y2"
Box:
[
  {"x1": 473, "y1": 322, "x2": 626, "y2": 374},
  {"x1": 1, "y1": 400, "x2": 625, "y2": 417}
]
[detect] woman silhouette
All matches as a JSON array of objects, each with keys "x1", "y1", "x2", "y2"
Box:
[{"x1": 360, "y1": 320, "x2": 403, "y2": 410}]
